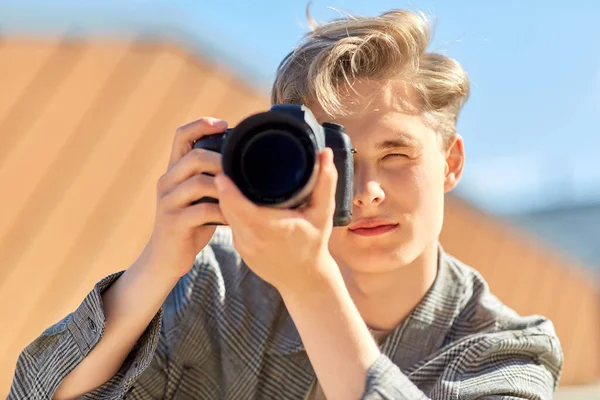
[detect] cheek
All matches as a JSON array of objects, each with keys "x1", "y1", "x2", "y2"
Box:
[
  {"x1": 383, "y1": 164, "x2": 426, "y2": 209},
  {"x1": 385, "y1": 159, "x2": 445, "y2": 214}
]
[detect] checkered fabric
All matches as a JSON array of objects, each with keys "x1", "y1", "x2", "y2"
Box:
[{"x1": 9, "y1": 227, "x2": 563, "y2": 399}]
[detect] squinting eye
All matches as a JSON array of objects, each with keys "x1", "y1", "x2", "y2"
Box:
[{"x1": 383, "y1": 153, "x2": 408, "y2": 160}]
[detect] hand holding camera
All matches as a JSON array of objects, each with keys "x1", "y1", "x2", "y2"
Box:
[
  {"x1": 147, "y1": 117, "x2": 230, "y2": 279},
  {"x1": 193, "y1": 104, "x2": 354, "y2": 226},
  {"x1": 148, "y1": 104, "x2": 354, "y2": 288},
  {"x1": 196, "y1": 104, "x2": 355, "y2": 293}
]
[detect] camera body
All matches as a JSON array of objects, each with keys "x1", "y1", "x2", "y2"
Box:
[{"x1": 193, "y1": 104, "x2": 354, "y2": 226}]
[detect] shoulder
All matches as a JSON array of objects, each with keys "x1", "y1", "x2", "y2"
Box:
[
  {"x1": 442, "y1": 252, "x2": 564, "y2": 393},
  {"x1": 443, "y1": 252, "x2": 557, "y2": 338}
]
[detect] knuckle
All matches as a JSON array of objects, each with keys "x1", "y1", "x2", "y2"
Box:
[
  {"x1": 180, "y1": 117, "x2": 217, "y2": 132},
  {"x1": 156, "y1": 173, "x2": 169, "y2": 193},
  {"x1": 178, "y1": 149, "x2": 202, "y2": 169},
  {"x1": 182, "y1": 147, "x2": 202, "y2": 163},
  {"x1": 198, "y1": 117, "x2": 217, "y2": 126},
  {"x1": 173, "y1": 119, "x2": 207, "y2": 141},
  {"x1": 174, "y1": 125, "x2": 188, "y2": 139},
  {"x1": 193, "y1": 203, "x2": 214, "y2": 224},
  {"x1": 191, "y1": 174, "x2": 209, "y2": 189},
  {"x1": 193, "y1": 148, "x2": 221, "y2": 169},
  {"x1": 190, "y1": 149, "x2": 210, "y2": 168},
  {"x1": 191, "y1": 147, "x2": 208, "y2": 159}
]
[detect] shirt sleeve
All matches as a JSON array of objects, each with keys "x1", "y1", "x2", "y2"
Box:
[
  {"x1": 453, "y1": 327, "x2": 563, "y2": 400},
  {"x1": 360, "y1": 327, "x2": 563, "y2": 400},
  {"x1": 9, "y1": 228, "x2": 237, "y2": 400},
  {"x1": 361, "y1": 354, "x2": 429, "y2": 399},
  {"x1": 8, "y1": 270, "x2": 164, "y2": 399}
]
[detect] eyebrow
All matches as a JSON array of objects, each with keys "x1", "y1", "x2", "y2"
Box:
[{"x1": 375, "y1": 132, "x2": 420, "y2": 151}]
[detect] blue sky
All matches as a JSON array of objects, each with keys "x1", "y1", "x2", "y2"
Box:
[{"x1": 2, "y1": 0, "x2": 599, "y2": 214}]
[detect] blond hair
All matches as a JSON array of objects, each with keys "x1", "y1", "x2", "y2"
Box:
[{"x1": 271, "y1": 8, "x2": 470, "y2": 144}]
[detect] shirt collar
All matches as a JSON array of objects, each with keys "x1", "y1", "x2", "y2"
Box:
[
  {"x1": 267, "y1": 244, "x2": 466, "y2": 364},
  {"x1": 380, "y1": 245, "x2": 466, "y2": 371}
]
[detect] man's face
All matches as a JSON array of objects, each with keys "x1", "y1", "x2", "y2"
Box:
[{"x1": 312, "y1": 80, "x2": 464, "y2": 273}]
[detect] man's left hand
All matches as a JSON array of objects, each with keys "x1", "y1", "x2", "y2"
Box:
[{"x1": 215, "y1": 147, "x2": 339, "y2": 295}]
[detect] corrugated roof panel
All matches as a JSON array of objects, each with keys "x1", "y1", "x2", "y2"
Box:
[
  {"x1": 0, "y1": 38, "x2": 62, "y2": 120},
  {"x1": 0, "y1": 41, "x2": 133, "y2": 236},
  {"x1": 0, "y1": 39, "x2": 90, "y2": 169},
  {"x1": 0, "y1": 42, "x2": 190, "y2": 359}
]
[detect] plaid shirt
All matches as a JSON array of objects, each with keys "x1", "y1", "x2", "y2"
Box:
[{"x1": 10, "y1": 227, "x2": 563, "y2": 399}]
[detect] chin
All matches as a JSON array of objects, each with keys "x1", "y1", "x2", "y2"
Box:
[
  {"x1": 330, "y1": 228, "x2": 422, "y2": 270},
  {"x1": 333, "y1": 243, "x2": 416, "y2": 274}
]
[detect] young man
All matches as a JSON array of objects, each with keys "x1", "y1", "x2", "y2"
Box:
[{"x1": 10, "y1": 9, "x2": 562, "y2": 400}]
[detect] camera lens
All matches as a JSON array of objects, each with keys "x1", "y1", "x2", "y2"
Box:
[{"x1": 240, "y1": 129, "x2": 309, "y2": 199}]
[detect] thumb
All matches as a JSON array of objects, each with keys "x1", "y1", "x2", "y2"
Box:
[{"x1": 305, "y1": 148, "x2": 337, "y2": 226}]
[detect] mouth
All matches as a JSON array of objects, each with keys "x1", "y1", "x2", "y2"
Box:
[{"x1": 348, "y1": 218, "x2": 399, "y2": 237}]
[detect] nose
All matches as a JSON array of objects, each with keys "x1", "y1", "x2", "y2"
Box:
[{"x1": 352, "y1": 170, "x2": 385, "y2": 207}]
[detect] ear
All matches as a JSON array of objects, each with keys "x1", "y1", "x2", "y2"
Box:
[{"x1": 443, "y1": 134, "x2": 465, "y2": 193}]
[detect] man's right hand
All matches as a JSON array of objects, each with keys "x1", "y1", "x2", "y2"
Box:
[
  {"x1": 148, "y1": 117, "x2": 229, "y2": 278},
  {"x1": 50, "y1": 117, "x2": 229, "y2": 400}
]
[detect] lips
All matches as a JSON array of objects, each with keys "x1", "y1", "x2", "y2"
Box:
[{"x1": 348, "y1": 218, "x2": 398, "y2": 236}]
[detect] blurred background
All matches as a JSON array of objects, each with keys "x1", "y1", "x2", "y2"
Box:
[{"x1": 0, "y1": 0, "x2": 598, "y2": 398}]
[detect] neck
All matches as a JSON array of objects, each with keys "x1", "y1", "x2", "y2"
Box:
[{"x1": 340, "y1": 242, "x2": 439, "y2": 331}]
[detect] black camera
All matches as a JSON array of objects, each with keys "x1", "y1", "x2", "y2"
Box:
[{"x1": 193, "y1": 104, "x2": 354, "y2": 226}]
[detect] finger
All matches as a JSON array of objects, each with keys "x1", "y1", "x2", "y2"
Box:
[
  {"x1": 179, "y1": 202, "x2": 227, "y2": 227},
  {"x1": 214, "y1": 173, "x2": 260, "y2": 226},
  {"x1": 167, "y1": 118, "x2": 227, "y2": 169},
  {"x1": 162, "y1": 174, "x2": 219, "y2": 208},
  {"x1": 304, "y1": 148, "x2": 337, "y2": 225},
  {"x1": 160, "y1": 149, "x2": 223, "y2": 195}
]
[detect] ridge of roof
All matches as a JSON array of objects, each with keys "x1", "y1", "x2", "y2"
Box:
[{"x1": 0, "y1": 19, "x2": 273, "y2": 98}]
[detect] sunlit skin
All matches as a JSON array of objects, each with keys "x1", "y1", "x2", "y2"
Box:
[
  {"x1": 215, "y1": 78, "x2": 466, "y2": 399},
  {"x1": 312, "y1": 79, "x2": 465, "y2": 330}
]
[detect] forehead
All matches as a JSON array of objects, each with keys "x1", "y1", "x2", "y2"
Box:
[{"x1": 310, "y1": 80, "x2": 434, "y2": 148}]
